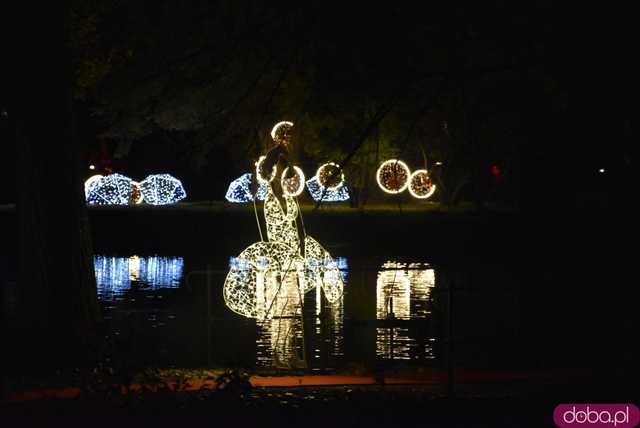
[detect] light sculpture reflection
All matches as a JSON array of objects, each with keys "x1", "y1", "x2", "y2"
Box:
[
  {"x1": 376, "y1": 159, "x2": 411, "y2": 194},
  {"x1": 225, "y1": 173, "x2": 269, "y2": 203},
  {"x1": 408, "y1": 169, "x2": 436, "y2": 200},
  {"x1": 376, "y1": 261, "x2": 436, "y2": 361},
  {"x1": 94, "y1": 255, "x2": 184, "y2": 297},
  {"x1": 86, "y1": 173, "x2": 133, "y2": 205},
  {"x1": 139, "y1": 174, "x2": 186, "y2": 205}
]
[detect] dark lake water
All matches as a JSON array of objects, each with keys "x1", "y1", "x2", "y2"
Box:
[{"x1": 92, "y1": 252, "x2": 522, "y2": 372}]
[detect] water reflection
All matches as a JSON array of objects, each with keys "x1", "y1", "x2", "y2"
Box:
[
  {"x1": 94, "y1": 255, "x2": 184, "y2": 297},
  {"x1": 376, "y1": 261, "x2": 436, "y2": 361}
]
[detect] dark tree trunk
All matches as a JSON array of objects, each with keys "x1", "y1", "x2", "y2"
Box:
[{"x1": 10, "y1": 0, "x2": 100, "y2": 371}]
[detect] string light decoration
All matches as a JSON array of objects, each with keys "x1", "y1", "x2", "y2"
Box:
[
  {"x1": 408, "y1": 169, "x2": 437, "y2": 199},
  {"x1": 130, "y1": 181, "x2": 144, "y2": 204},
  {"x1": 139, "y1": 174, "x2": 186, "y2": 205},
  {"x1": 224, "y1": 185, "x2": 344, "y2": 320},
  {"x1": 305, "y1": 176, "x2": 350, "y2": 202},
  {"x1": 316, "y1": 162, "x2": 345, "y2": 191},
  {"x1": 86, "y1": 173, "x2": 133, "y2": 205},
  {"x1": 281, "y1": 166, "x2": 305, "y2": 197},
  {"x1": 84, "y1": 174, "x2": 103, "y2": 198},
  {"x1": 225, "y1": 173, "x2": 269, "y2": 203},
  {"x1": 270, "y1": 121, "x2": 294, "y2": 145},
  {"x1": 376, "y1": 159, "x2": 411, "y2": 194},
  {"x1": 255, "y1": 155, "x2": 277, "y2": 184}
]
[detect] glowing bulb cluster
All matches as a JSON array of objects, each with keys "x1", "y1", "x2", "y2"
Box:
[
  {"x1": 376, "y1": 160, "x2": 411, "y2": 194},
  {"x1": 85, "y1": 173, "x2": 186, "y2": 205},
  {"x1": 376, "y1": 160, "x2": 437, "y2": 200},
  {"x1": 255, "y1": 155, "x2": 277, "y2": 184},
  {"x1": 270, "y1": 121, "x2": 294, "y2": 145},
  {"x1": 408, "y1": 170, "x2": 437, "y2": 199},
  {"x1": 281, "y1": 166, "x2": 305, "y2": 196},
  {"x1": 225, "y1": 173, "x2": 269, "y2": 203},
  {"x1": 316, "y1": 162, "x2": 345, "y2": 191}
]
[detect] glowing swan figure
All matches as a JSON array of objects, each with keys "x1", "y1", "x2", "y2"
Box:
[{"x1": 223, "y1": 183, "x2": 344, "y2": 320}]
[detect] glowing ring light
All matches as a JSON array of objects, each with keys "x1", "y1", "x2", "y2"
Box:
[
  {"x1": 270, "y1": 121, "x2": 294, "y2": 141},
  {"x1": 316, "y1": 162, "x2": 344, "y2": 191},
  {"x1": 376, "y1": 159, "x2": 411, "y2": 194},
  {"x1": 281, "y1": 166, "x2": 305, "y2": 197},
  {"x1": 84, "y1": 174, "x2": 103, "y2": 197},
  {"x1": 255, "y1": 155, "x2": 277, "y2": 184},
  {"x1": 408, "y1": 169, "x2": 437, "y2": 199},
  {"x1": 131, "y1": 181, "x2": 144, "y2": 204}
]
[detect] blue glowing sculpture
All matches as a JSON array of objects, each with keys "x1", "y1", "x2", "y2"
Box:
[
  {"x1": 305, "y1": 176, "x2": 350, "y2": 202},
  {"x1": 139, "y1": 174, "x2": 186, "y2": 205},
  {"x1": 225, "y1": 173, "x2": 269, "y2": 203},
  {"x1": 86, "y1": 173, "x2": 133, "y2": 205}
]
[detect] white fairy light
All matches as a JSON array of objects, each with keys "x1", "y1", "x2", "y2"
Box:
[
  {"x1": 139, "y1": 174, "x2": 186, "y2": 205},
  {"x1": 89, "y1": 164, "x2": 95, "y2": 170},
  {"x1": 305, "y1": 176, "x2": 350, "y2": 202},
  {"x1": 316, "y1": 162, "x2": 345, "y2": 191},
  {"x1": 84, "y1": 174, "x2": 103, "y2": 198},
  {"x1": 270, "y1": 121, "x2": 294, "y2": 141},
  {"x1": 376, "y1": 159, "x2": 411, "y2": 194},
  {"x1": 225, "y1": 173, "x2": 269, "y2": 203},
  {"x1": 408, "y1": 169, "x2": 437, "y2": 199},
  {"x1": 255, "y1": 155, "x2": 277, "y2": 184},
  {"x1": 281, "y1": 166, "x2": 305, "y2": 197},
  {"x1": 86, "y1": 173, "x2": 133, "y2": 205}
]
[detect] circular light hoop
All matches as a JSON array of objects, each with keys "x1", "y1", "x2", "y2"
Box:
[
  {"x1": 270, "y1": 121, "x2": 294, "y2": 141},
  {"x1": 280, "y1": 166, "x2": 305, "y2": 197},
  {"x1": 376, "y1": 159, "x2": 411, "y2": 194},
  {"x1": 84, "y1": 174, "x2": 103, "y2": 196},
  {"x1": 408, "y1": 169, "x2": 437, "y2": 199},
  {"x1": 255, "y1": 155, "x2": 277, "y2": 184},
  {"x1": 316, "y1": 162, "x2": 345, "y2": 191},
  {"x1": 131, "y1": 181, "x2": 144, "y2": 204}
]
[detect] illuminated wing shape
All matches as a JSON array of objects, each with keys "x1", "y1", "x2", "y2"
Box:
[
  {"x1": 305, "y1": 176, "x2": 350, "y2": 202},
  {"x1": 86, "y1": 173, "x2": 133, "y2": 205},
  {"x1": 225, "y1": 173, "x2": 269, "y2": 203},
  {"x1": 139, "y1": 174, "x2": 186, "y2": 205}
]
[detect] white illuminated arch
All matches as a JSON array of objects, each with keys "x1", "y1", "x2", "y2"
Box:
[
  {"x1": 315, "y1": 162, "x2": 345, "y2": 191},
  {"x1": 281, "y1": 166, "x2": 305, "y2": 197},
  {"x1": 255, "y1": 155, "x2": 277, "y2": 184},
  {"x1": 376, "y1": 159, "x2": 411, "y2": 194},
  {"x1": 408, "y1": 169, "x2": 437, "y2": 199},
  {"x1": 270, "y1": 121, "x2": 294, "y2": 141}
]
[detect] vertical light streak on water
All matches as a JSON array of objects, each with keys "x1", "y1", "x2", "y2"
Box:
[{"x1": 376, "y1": 261, "x2": 435, "y2": 361}]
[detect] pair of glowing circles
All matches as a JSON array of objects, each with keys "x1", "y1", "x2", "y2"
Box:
[
  {"x1": 316, "y1": 162, "x2": 344, "y2": 191},
  {"x1": 255, "y1": 155, "x2": 277, "y2": 184},
  {"x1": 408, "y1": 170, "x2": 437, "y2": 199},
  {"x1": 281, "y1": 166, "x2": 305, "y2": 197},
  {"x1": 376, "y1": 159, "x2": 411, "y2": 194}
]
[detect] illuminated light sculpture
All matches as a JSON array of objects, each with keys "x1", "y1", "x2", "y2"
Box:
[
  {"x1": 408, "y1": 169, "x2": 437, "y2": 199},
  {"x1": 376, "y1": 159, "x2": 411, "y2": 194},
  {"x1": 316, "y1": 162, "x2": 345, "y2": 191},
  {"x1": 130, "y1": 181, "x2": 144, "y2": 204},
  {"x1": 281, "y1": 166, "x2": 305, "y2": 197},
  {"x1": 86, "y1": 173, "x2": 133, "y2": 205},
  {"x1": 223, "y1": 178, "x2": 344, "y2": 320},
  {"x1": 139, "y1": 174, "x2": 186, "y2": 205},
  {"x1": 225, "y1": 173, "x2": 269, "y2": 203},
  {"x1": 84, "y1": 174, "x2": 103, "y2": 198},
  {"x1": 255, "y1": 155, "x2": 277, "y2": 184},
  {"x1": 270, "y1": 121, "x2": 294, "y2": 144},
  {"x1": 305, "y1": 176, "x2": 350, "y2": 202}
]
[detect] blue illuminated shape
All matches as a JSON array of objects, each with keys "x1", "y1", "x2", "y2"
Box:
[
  {"x1": 94, "y1": 255, "x2": 184, "y2": 297},
  {"x1": 86, "y1": 173, "x2": 133, "y2": 205},
  {"x1": 305, "y1": 176, "x2": 350, "y2": 202},
  {"x1": 225, "y1": 173, "x2": 269, "y2": 203},
  {"x1": 139, "y1": 174, "x2": 186, "y2": 205}
]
